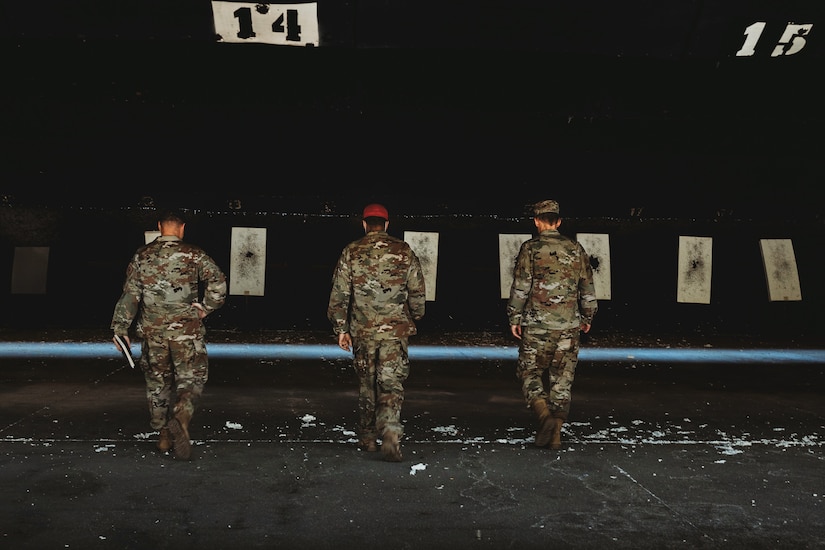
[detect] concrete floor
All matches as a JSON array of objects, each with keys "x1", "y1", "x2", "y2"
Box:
[{"x1": 1, "y1": 330, "x2": 823, "y2": 549}]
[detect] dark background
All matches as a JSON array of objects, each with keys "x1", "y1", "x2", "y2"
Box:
[{"x1": 1, "y1": 0, "x2": 823, "y2": 341}]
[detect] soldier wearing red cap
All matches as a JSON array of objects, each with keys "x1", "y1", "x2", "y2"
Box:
[{"x1": 327, "y1": 203, "x2": 426, "y2": 462}]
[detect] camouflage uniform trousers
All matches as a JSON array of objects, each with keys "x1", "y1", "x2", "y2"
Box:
[
  {"x1": 138, "y1": 331, "x2": 209, "y2": 430},
  {"x1": 516, "y1": 327, "x2": 581, "y2": 419},
  {"x1": 352, "y1": 338, "x2": 410, "y2": 444}
]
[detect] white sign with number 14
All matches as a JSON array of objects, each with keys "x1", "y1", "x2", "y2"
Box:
[{"x1": 212, "y1": 1, "x2": 319, "y2": 47}]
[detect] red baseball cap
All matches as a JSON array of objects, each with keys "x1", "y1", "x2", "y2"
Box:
[{"x1": 362, "y1": 203, "x2": 389, "y2": 220}]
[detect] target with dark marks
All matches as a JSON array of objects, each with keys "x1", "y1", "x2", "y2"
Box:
[
  {"x1": 498, "y1": 234, "x2": 531, "y2": 299},
  {"x1": 576, "y1": 233, "x2": 612, "y2": 300},
  {"x1": 230, "y1": 227, "x2": 267, "y2": 296},
  {"x1": 759, "y1": 239, "x2": 802, "y2": 301},
  {"x1": 404, "y1": 231, "x2": 439, "y2": 301},
  {"x1": 677, "y1": 236, "x2": 713, "y2": 304}
]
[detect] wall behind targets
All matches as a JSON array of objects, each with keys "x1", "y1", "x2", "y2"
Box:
[{"x1": 0, "y1": 209, "x2": 820, "y2": 340}]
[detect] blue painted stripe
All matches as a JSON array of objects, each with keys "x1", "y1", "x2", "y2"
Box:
[{"x1": 0, "y1": 342, "x2": 822, "y2": 364}]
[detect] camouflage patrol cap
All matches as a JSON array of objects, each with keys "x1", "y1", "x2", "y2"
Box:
[{"x1": 533, "y1": 200, "x2": 559, "y2": 216}]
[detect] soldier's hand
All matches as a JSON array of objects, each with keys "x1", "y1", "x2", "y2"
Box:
[
  {"x1": 192, "y1": 302, "x2": 206, "y2": 319},
  {"x1": 113, "y1": 334, "x2": 131, "y2": 351},
  {"x1": 338, "y1": 332, "x2": 352, "y2": 352},
  {"x1": 510, "y1": 325, "x2": 522, "y2": 340}
]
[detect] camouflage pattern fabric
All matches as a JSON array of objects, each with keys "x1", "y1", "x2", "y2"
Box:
[
  {"x1": 111, "y1": 235, "x2": 227, "y2": 431},
  {"x1": 352, "y1": 339, "x2": 410, "y2": 440},
  {"x1": 517, "y1": 328, "x2": 580, "y2": 417},
  {"x1": 507, "y1": 228, "x2": 597, "y2": 416},
  {"x1": 111, "y1": 235, "x2": 227, "y2": 338},
  {"x1": 327, "y1": 230, "x2": 426, "y2": 341},
  {"x1": 506, "y1": 229, "x2": 598, "y2": 330},
  {"x1": 328, "y1": 229, "x2": 425, "y2": 441},
  {"x1": 139, "y1": 334, "x2": 208, "y2": 429}
]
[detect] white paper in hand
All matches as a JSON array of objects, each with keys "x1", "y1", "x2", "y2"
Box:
[{"x1": 114, "y1": 334, "x2": 135, "y2": 368}]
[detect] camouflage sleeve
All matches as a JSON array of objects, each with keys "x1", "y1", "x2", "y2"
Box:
[
  {"x1": 327, "y1": 247, "x2": 352, "y2": 334},
  {"x1": 506, "y1": 242, "x2": 532, "y2": 325},
  {"x1": 199, "y1": 253, "x2": 227, "y2": 314},
  {"x1": 578, "y1": 244, "x2": 598, "y2": 324},
  {"x1": 110, "y1": 254, "x2": 142, "y2": 335},
  {"x1": 406, "y1": 249, "x2": 426, "y2": 320}
]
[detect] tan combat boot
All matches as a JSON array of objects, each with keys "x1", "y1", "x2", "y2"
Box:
[
  {"x1": 358, "y1": 437, "x2": 378, "y2": 452},
  {"x1": 168, "y1": 409, "x2": 192, "y2": 460},
  {"x1": 532, "y1": 399, "x2": 557, "y2": 448},
  {"x1": 550, "y1": 414, "x2": 565, "y2": 450},
  {"x1": 381, "y1": 431, "x2": 402, "y2": 462},
  {"x1": 157, "y1": 426, "x2": 172, "y2": 453}
]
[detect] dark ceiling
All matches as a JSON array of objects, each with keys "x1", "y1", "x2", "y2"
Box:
[{"x1": 2, "y1": 1, "x2": 824, "y2": 217}]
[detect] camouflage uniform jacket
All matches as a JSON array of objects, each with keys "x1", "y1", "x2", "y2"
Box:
[
  {"x1": 327, "y1": 230, "x2": 426, "y2": 341},
  {"x1": 111, "y1": 235, "x2": 227, "y2": 338},
  {"x1": 506, "y1": 229, "x2": 598, "y2": 331}
]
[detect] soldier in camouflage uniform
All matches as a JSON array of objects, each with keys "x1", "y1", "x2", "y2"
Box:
[
  {"x1": 327, "y1": 203, "x2": 426, "y2": 462},
  {"x1": 111, "y1": 209, "x2": 227, "y2": 460},
  {"x1": 507, "y1": 199, "x2": 598, "y2": 450}
]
